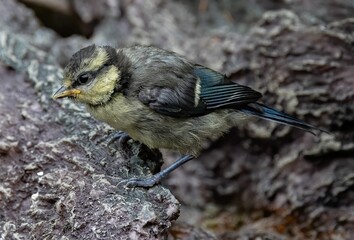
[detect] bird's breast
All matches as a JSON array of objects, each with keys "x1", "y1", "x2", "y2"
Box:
[{"x1": 86, "y1": 94, "x2": 144, "y2": 132}]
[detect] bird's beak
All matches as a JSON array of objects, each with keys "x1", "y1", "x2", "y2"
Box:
[{"x1": 52, "y1": 86, "x2": 81, "y2": 99}]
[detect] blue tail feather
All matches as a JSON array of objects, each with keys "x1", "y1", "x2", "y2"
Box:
[{"x1": 240, "y1": 103, "x2": 325, "y2": 135}]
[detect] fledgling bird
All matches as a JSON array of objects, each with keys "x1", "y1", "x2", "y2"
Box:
[{"x1": 53, "y1": 45, "x2": 324, "y2": 188}]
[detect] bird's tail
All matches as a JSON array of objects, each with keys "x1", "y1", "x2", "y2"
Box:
[{"x1": 240, "y1": 102, "x2": 325, "y2": 135}]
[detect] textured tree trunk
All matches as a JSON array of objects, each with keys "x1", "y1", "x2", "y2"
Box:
[{"x1": 0, "y1": 0, "x2": 353, "y2": 239}]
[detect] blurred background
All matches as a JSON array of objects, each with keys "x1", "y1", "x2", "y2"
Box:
[{"x1": 1, "y1": 0, "x2": 354, "y2": 239}]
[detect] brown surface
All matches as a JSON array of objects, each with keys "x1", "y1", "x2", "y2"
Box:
[{"x1": 0, "y1": 0, "x2": 353, "y2": 239}]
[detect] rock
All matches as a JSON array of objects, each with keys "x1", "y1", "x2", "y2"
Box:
[{"x1": 0, "y1": 0, "x2": 353, "y2": 239}]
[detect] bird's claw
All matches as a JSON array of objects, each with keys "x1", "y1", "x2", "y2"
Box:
[
  {"x1": 105, "y1": 132, "x2": 132, "y2": 156},
  {"x1": 107, "y1": 131, "x2": 131, "y2": 147},
  {"x1": 118, "y1": 176, "x2": 160, "y2": 188}
]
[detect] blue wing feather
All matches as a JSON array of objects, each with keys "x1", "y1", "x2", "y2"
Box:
[
  {"x1": 192, "y1": 66, "x2": 262, "y2": 109},
  {"x1": 192, "y1": 66, "x2": 226, "y2": 87}
]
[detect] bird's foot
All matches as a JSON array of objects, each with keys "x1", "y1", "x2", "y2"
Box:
[
  {"x1": 107, "y1": 131, "x2": 131, "y2": 148},
  {"x1": 104, "y1": 131, "x2": 133, "y2": 158},
  {"x1": 119, "y1": 175, "x2": 161, "y2": 188},
  {"x1": 118, "y1": 155, "x2": 195, "y2": 189}
]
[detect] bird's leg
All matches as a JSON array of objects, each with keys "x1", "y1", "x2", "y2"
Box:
[{"x1": 119, "y1": 155, "x2": 195, "y2": 188}]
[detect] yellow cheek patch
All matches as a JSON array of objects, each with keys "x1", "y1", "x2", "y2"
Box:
[
  {"x1": 83, "y1": 66, "x2": 121, "y2": 105},
  {"x1": 94, "y1": 67, "x2": 120, "y2": 94}
]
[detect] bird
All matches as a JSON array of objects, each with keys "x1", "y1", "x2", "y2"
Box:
[{"x1": 53, "y1": 45, "x2": 324, "y2": 188}]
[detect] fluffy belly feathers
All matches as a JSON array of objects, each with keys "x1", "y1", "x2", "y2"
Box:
[{"x1": 88, "y1": 94, "x2": 244, "y2": 155}]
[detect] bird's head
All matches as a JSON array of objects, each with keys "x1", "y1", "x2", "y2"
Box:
[{"x1": 53, "y1": 45, "x2": 124, "y2": 106}]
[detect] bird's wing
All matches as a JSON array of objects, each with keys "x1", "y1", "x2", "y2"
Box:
[{"x1": 138, "y1": 65, "x2": 262, "y2": 117}]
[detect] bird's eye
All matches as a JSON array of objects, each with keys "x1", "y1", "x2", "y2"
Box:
[{"x1": 77, "y1": 73, "x2": 90, "y2": 85}]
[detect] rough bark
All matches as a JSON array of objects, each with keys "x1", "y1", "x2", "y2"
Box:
[{"x1": 0, "y1": 0, "x2": 353, "y2": 239}]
